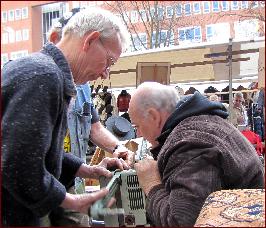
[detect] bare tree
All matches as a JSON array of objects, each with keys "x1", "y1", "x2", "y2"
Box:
[
  {"x1": 104, "y1": 1, "x2": 199, "y2": 52},
  {"x1": 224, "y1": 1, "x2": 264, "y2": 22},
  {"x1": 104, "y1": 1, "x2": 265, "y2": 52},
  {"x1": 214, "y1": 1, "x2": 265, "y2": 37}
]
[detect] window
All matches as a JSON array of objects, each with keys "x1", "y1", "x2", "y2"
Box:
[
  {"x1": 166, "y1": 6, "x2": 174, "y2": 18},
  {"x1": 1, "y1": 54, "x2": 9, "y2": 68},
  {"x1": 51, "y1": 17, "x2": 60, "y2": 27},
  {"x1": 241, "y1": 1, "x2": 248, "y2": 9},
  {"x1": 22, "y1": 29, "x2": 29, "y2": 40},
  {"x1": 234, "y1": 19, "x2": 259, "y2": 40},
  {"x1": 251, "y1": 1, "x2": 259, "y2": 8},
  {"x1": 212, "y1": 1, "x2": 220, "y2": 12},
  {"x1": 131, "y1": 33, "x2": 147, "y2": 52},
  {"x1": 193, "y1": 2, "x2": 201, "y2": 14},
  {"x1": 138, "y1": 33, "x2": 147, "y2": 49},
  {"x1": 152, "y1": 30, "x2": 174, "y2": 48},
  {"x1": 178, "y1": 26, "x2": 202, "y2": 43},
  {"x1": 2, "y1": 11, "x2": 7, "y2": 22},
  {"x1": 139, "y1": 10, "x2": 147, "y2": 22},
  {"x1": 96, "y1": 1, "x2": 103, "y2": 5},
  {"x1": 179, "y1": 28, "x2": 193, "y2": 41},
  {"x1": 175, "y1": 4, "x2": 182, "y2": 17},
  {"x1": 206, "y1": 23, "x2": 230, "y2": 42},
  {"x1": 161, "y1": 30, "x2": 174, "y2": 46},
  {"x1": 10, "y1": 50, "x2": 28, "y2": 60},
  {"x1": 157, "y1": 7, "x2": 164, "y2": 20},
  {"x1": 131, "y1": 11, "x2": 138, "y2": 23},
  {"x1": 231, "y1": 1, "x2": 239, "y2": 10},
  {"x1": 16, "y1": 30, "x2": 22, "y2": 42},
  {"x1": 184, "y1": 3, "x2": 191, "y2": 16},
  {"x1": 9, "y1": 30, "x2": 15, "y2": 43},
  {"x1": 42, "y1": 2, "x2": 63, "y2": 44},
  {"x1": 2, "y1": 33, "x2": 8, "y2": 44},
  {"x1": 194, "y1": 27, "x2": 202, "y2": 41},
  {"x1": 150, "y1": 8, "x2": 155, "y2": 18},
  {"x1": 15, "y1": 9, "x2": 21, "y2": 20},
  {"x1": 203, "y1": 1, "x2": 210, "y2": 13},
  {"x1": 8, "y1": 10, "x2": 15, "y2": 21},
  {"x1": 22, "y1": 7, "x2": 28, "y2": 19},
  {"x1": 221, "y1": 1, "x2": 229, "y2": 11},
  {"x1": 206, "y1": 26, "x2": 213, "y2": 41},
  {"x1": 62, "y1": 3, "x2": 69, "y2": 16}
]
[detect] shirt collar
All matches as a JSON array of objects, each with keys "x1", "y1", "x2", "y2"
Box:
[{"x1": 41, "y1": 42, "x2": 76, "y2": 97}]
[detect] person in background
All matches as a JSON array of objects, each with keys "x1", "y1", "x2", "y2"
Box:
[
  {"x1": 1, "y1": 7, "x2": 132, "y2": 226},
  {"x1": 47, "y1": 10, "x2": 134, "y2": 226},
  {"x1": 208, "y1": 94, "x2": 220, "y2": 102},
  {"x1": 129, "y1": 82, "x2": 264, "y2": 227},
  {"x1": 231, "y1": 92, "x2": 247, "y2": 127}
]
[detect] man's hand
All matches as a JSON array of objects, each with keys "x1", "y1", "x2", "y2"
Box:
[
  {"x1": 76, "y1": 157, "x2": 130, "y2": 179},
  {"x1": 61, "y1": 189, "x2": 109, "y2": 214},
  {"x1": 134, "y1": 157, "x2": 162, "y2": 195},
  {"x1": 113, "y1": 145, "x2": 135, "y2": 168}
]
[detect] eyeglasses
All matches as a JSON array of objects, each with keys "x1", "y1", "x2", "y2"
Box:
[{"x1": 99, "y1": 38, "x2": 116, "y2": 72}]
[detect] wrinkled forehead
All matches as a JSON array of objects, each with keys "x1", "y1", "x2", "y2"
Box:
[
  {"x1": 128, "y1": 98, "x2": 139, "y2": 119},
  {"x1": 103, "y1": 32, "x2": 123, "y2": 57},
  {"x1": 234, "y1": 96, "x2": 243, "y2": 101}
]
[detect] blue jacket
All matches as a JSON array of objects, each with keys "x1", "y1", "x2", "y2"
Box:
[{"x1": 1, "y1": 43, "x2": 84, "y2": 226}]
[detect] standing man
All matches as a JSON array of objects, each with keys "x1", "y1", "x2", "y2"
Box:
[
  {"x1": 47, "y1": 9, "x2": 134, "y2": 226},
  {"x1": 48, "y1": 10, "x2": 132, "y2": 162},
  {"x1": 231, "y1": 92, "x2": 247, "y2": 127},
  {"x1": 1, "y1": 7, "x2": 131, "y2": 226},
  {"x1": 129, "y1": 82, "x2": 264, "y2": 227}
]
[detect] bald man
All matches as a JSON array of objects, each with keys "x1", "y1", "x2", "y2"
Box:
[{"x1": 129, "y1": 82, "x2": 264, "y2": 227}]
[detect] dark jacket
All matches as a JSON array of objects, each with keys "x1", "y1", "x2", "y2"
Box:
[
  {"x1": 147, "y1": 92, "x2": 264, "y2": 227},
  {"x1": 1, "y1": 43, "x2": 84, "y2": 226}
]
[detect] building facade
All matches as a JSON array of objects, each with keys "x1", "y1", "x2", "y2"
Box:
[{"x1": 1, "y1": 1, "x2": 265, "y2": 85}]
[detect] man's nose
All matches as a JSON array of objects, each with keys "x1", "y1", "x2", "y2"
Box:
[
  {"x1": 136, "y1": 128, "x2": 143, "y2": 138},
  {"x1": 101, "y1": 69, "x2": 110, "y2": 80}
]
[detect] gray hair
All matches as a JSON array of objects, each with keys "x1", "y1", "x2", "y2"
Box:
[
  {"x1": 62, "y1": 7, "x2": 130, "y2": 52},
  {"x1": 234, "y1": 92, "x2": 244, "y2": 99},
  {"x1": 133, "y1": 82, "x2": 179, "y2": 118}
]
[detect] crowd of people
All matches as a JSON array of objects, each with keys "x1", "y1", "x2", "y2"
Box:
[{"x1": 1, "y1": 6, "x2": 264, "y2": 228}]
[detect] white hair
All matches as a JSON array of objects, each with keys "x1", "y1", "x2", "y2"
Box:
[
  {"x1": 234, "y1": 92, "x2": 244, "y2": 99},
  {"x1": 133, "y1": 82, "x2": 179, "y2": 117},
  {"x1": 209, "y1": 94, "x2": 219, "y2": 102},
  {"x1": 62, "y1": 7, "x2": 130, "y2": 52}
]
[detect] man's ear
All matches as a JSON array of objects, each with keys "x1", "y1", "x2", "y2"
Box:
[
  {"x1": 83, "y1": 31, "x2": 101, "y2": 51},
  {"x1": 49, "y1": 31, "x2": 59, "y2": 44},
  {"x1": 147, "y1": 108, "x2": 161, "y2": 127}
]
